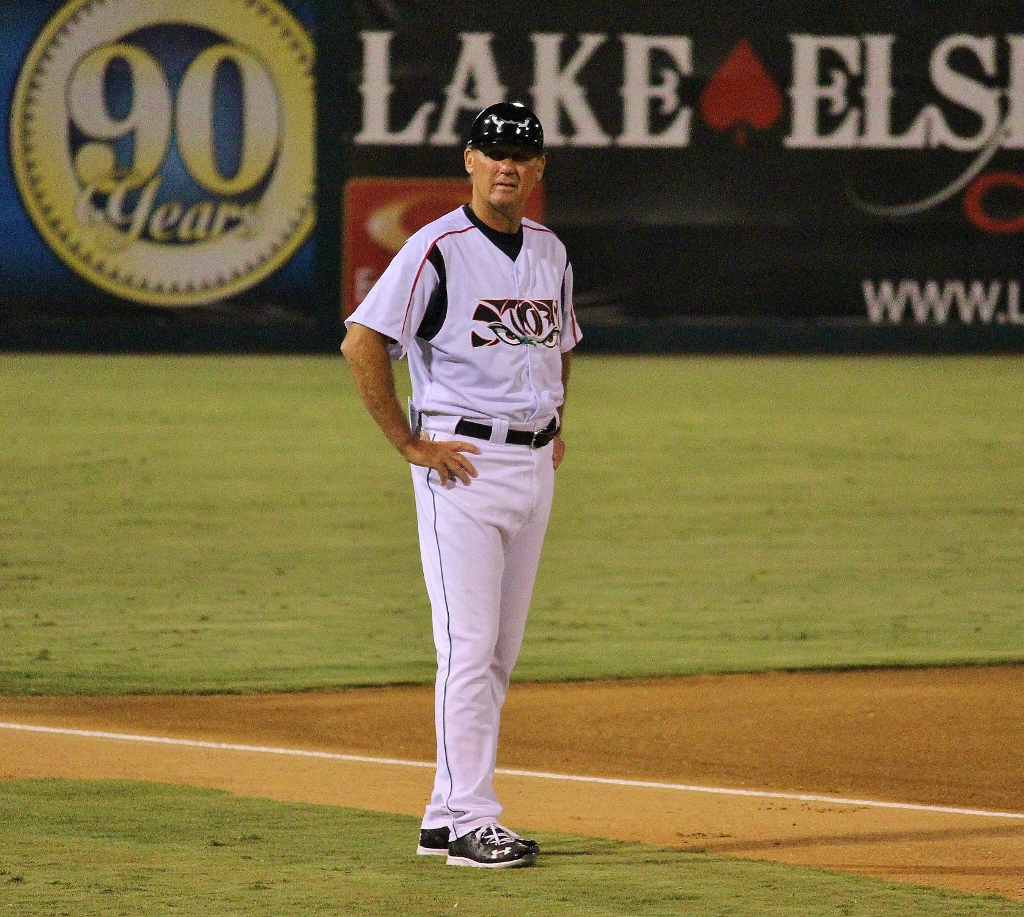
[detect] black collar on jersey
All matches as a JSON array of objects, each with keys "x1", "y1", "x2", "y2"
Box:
[{"x1": 462, "y1": 204, "x2": 523, "y2": 262}]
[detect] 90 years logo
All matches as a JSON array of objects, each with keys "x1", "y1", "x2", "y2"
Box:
[{"x1": 10, "y1": 0, "x2": 315, "y2": 307}]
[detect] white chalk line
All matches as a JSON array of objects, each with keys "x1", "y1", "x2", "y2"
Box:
[{"x1": 3, "y1": 721, "x2": 1023, "y2": 822}]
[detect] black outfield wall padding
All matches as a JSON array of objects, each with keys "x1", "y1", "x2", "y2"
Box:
[{"x1": 2, "y1": 0, "x2": 1022, "y2": 352}]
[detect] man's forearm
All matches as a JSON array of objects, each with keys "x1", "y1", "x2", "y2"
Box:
[
  {"x1": 341, "y1": 322, "x2": 481, "y2": 485},
  {"x1": 340, "y1": 324, "x2": 415, "y2": 454}
]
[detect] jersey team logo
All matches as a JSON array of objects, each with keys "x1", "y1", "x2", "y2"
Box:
[
  {"x1": 471, "y1": 299, "x2": 560, "y2": 348},
  {"x1": 9, "y1": 0, "x2": 315, "y2": 308}
]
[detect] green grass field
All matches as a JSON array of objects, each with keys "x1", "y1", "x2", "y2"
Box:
[
  {"x1": 2, "y1": 780, "x2": 1020, "y2": 917},
  {"x1": 1, "y1": 353, "x2": 1022, "y2": 694},
  {"x1": 3, "y1": 353, "x2": 1023, "y2": 915}
]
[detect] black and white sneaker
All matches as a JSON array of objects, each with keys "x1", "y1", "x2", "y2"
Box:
[
  {"x1": 446, "y1": 824, "x2": 539, "y2": 868},
  {"x1": 417, "y1": 826, "x2": 451, "y2": 856},
  {"x1": 419, "y1": 825, "x2": 539, "y2": 859}
]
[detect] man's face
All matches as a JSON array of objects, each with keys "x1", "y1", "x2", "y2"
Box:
[{"x1": 464, "y1": 144, "x2": 546, "y2": 214}]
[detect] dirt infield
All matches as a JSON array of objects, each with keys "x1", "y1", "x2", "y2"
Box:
[{"x1": 2, "y1": 665, "x2": 1023, "y2": 902}]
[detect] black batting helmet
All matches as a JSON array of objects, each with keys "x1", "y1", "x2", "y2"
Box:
[{"x1": 467, "y1": 102, "x2": 544, "y2": 154}]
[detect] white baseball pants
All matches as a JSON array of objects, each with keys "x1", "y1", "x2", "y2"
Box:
[{"x1": 413, "y1": 429, "x2": 554, "y2": 839}]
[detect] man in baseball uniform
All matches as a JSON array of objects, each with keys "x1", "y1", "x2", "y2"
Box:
[{"x1": 341, "y1": 101, "x2": 580, "y2": 868}]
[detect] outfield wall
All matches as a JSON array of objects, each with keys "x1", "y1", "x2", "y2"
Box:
[{"x1": 2, "y1": 0, "x2": 1023, "y2": 352}]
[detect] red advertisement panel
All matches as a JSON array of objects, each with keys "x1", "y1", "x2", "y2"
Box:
[{"x1": 342, "y1": 178, "x2": 544, "y2": 316}]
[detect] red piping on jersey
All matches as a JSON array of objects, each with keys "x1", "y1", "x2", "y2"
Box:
[{"x1": 399, "y1": 225, "x2": 476, "y2": 344}]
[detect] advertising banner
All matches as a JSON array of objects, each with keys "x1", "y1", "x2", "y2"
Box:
[
  {"x1": 1, "y1": 0, "x2": 320, "y2": 347},
  {"x1": 347, "y1": 0, "x2": 1024, "y2": 343},
  {"x1": 4, "y1": 0, "x2": 1022, "y2": 350}
]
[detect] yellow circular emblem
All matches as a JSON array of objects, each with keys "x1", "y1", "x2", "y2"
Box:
[{"x1": 10, "y1": 0, "x2": 316, "y2": 308}]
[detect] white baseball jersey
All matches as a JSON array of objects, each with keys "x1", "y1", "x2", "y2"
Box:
[{"x1": 346, "y1": 204, "x2": 581, "y2": 425}]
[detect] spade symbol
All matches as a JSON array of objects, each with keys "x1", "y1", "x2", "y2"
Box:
[{"x1": 699, "y1": 39, "x2": 784, "y2": 145}]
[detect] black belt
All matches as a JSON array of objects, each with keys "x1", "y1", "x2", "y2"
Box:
[{"x1": 454, "y1": 417, "x2": 558, "y2": 448}]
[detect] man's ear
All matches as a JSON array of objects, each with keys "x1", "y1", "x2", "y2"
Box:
[{"x1": 464, "y1": 146, "x2": 475, "y2": 175}]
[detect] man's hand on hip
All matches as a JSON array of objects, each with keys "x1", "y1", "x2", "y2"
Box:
[{"x1": 401, "y1": 436, "x2": 481, "y2": 486}]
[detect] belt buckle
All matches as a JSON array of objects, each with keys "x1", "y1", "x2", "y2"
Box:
[{"x1": 530, "y1": 420, "x2": 555, "y2": 449}]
